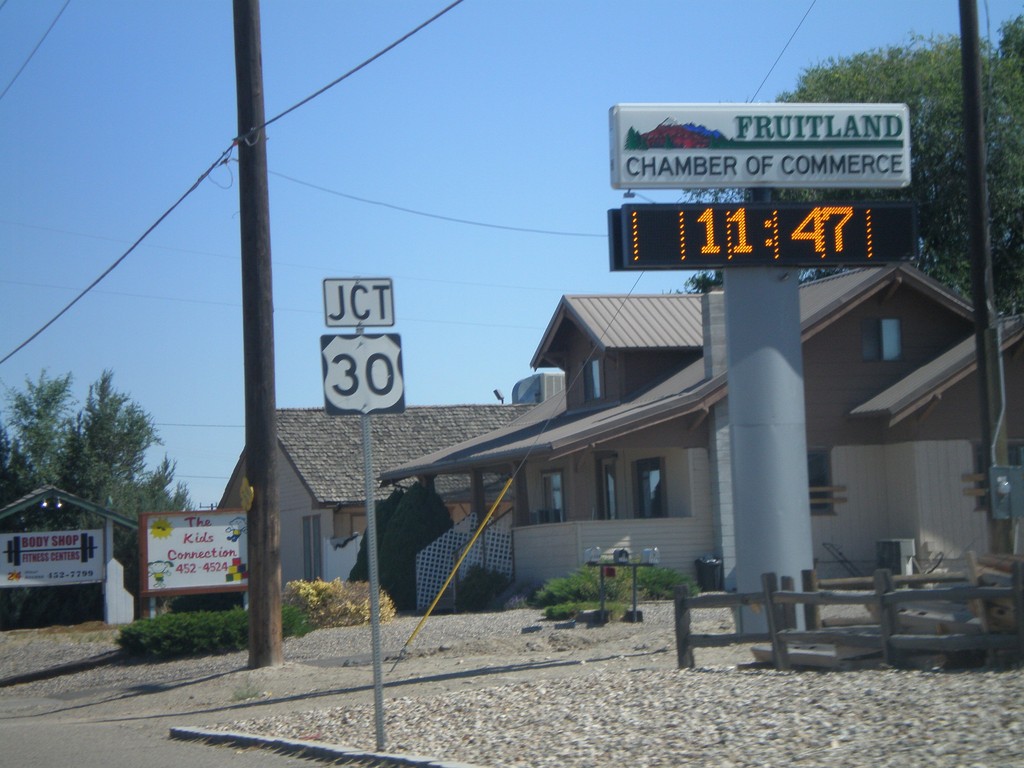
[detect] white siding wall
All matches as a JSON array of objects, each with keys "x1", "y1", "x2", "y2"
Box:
[
  {"x1": 897, "y1": 440, "x2": 989, "y2": 562},
  {"x1": 814, "y1": 445, "x2": 891, "y2": 572},
  {"x1": 276, "y1": 448, "x2": 320, "y2": 586},
  {"x1": 813, "y1": 440, "x2": 990, "y2": 577},
  {"x1": 513, "y1": 517, "x2": 715, "y2": 584}
]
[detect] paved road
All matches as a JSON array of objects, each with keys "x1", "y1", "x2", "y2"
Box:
[{"x1": 0, "y1": 681, "x2": 316, "y2": 768}]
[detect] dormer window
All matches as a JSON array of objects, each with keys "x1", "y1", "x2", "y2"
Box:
[
  {"x1": 583, "y1": 359, "x2": 602, "y2": 401},
  {"x1": 862, "y1": 317, "x2": 902, "y2": 361}
]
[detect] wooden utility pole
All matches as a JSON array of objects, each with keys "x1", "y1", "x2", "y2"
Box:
[
  {"x1": 233, "y1": 0, "x2": 283, "y2": 667},
  {"x1": 959, "y1": 0, "x2": 1011, "y2": 553}
]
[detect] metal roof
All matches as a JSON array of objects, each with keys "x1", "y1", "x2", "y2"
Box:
[
  {"x1": 383, "y1": 265, "x2": 983, "y2": 482},
  {"x1": 850, "y1": 315, "x2": 1023, "y2": 425},
  {"x1": 532, "y1": 293, "x2": 704, "y2": 368}
]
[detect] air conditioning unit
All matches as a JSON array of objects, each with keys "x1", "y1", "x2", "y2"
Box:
[
  {"x1": 512, "y1": 372, "x2": 566, "y2": 404},
  {"x1": 876, "y1": 538, "x2": 916, "y2": 575}
]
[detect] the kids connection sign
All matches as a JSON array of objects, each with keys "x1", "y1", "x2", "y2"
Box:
[{"x1": 140, "y1": 510, "x2": 248, "y2": 599}]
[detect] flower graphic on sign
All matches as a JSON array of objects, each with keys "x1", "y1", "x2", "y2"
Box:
[
  {"x1": 225, "y1": 516, "x2": 246, "y2": 542},
  {"x1": 150, "y1": 517, "x2": 173, "y2": 538}
]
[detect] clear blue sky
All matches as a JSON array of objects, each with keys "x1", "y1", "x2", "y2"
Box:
[{"x1": 1, "y1": 1, "x2": 1019, "y2": 507}]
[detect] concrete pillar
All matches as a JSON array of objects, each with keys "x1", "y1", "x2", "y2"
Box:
[{"x1": 723, "y1": 267, "x2": 814, "y2": 633}]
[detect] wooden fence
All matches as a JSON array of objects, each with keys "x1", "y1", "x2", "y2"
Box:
[{"x1": 674, "y1": 562, "x2": 1024, "y2": 670}]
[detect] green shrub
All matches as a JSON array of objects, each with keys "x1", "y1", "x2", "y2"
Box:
[
  {"x1": 637, "y1": 566, "x2": 695, "y2": 600},
  {"x1": 283, "y1": 578, "x2": 396, "y2": 628},
  {"x1": 117, "y1": 605, "x2": 311, "y2": 658},
  {"x1": 349, "y1": 488, "x2": 405, "y2": 582},
  {"x1": 531, "y1": 565, "x2": 696, "y2": 617},
  {"x1": 378, "y1": 483, "x2": 453, "y2": 610},
  {"x1": 455, "y1": 566, "x2": 511, "y2": 612}
]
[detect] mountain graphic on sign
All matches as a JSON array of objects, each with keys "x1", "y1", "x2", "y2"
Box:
[{"x1": 624, "y1": 118, "x2": 727, "y2": 150}]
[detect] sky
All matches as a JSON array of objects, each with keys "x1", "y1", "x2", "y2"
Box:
[{"x1": 1, "y1": 0, "x2": 1021, "y2": 509}]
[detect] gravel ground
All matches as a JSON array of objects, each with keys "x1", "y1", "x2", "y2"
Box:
[{"x1": 3, "y1": 604, "x2": 1023, "y2": 768}]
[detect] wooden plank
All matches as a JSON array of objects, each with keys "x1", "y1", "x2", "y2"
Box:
[
  {"x1": 1013, "y1": 562, "x2": 1024, "y2": 660},
  {"x1": 673, "y1": 583, "x2": 694, "y2": 668},
  {"x1": 774, "y1": 590, "x2": 874, "y2": 606},
  {"x1": 690, "y1": 632, "x2": 771, "y2": 647},
  {"x1": 802, "y1": 569, "x2": 821, "y2": 630},
  {"x1": 686, "y1": 592, "x2": 763, "y2": 609},
  {"x1": 780, "y1": 575, "x2": 797, "y2": 632},
  {"x1": 817, "y1": 572, "x2": 966, "y2": 590},
  {"x1": 778, "y1": 628, "x2": 883, "y2": 648},
  {"x1": 762, "y1": 572, "x2": 790, "y2": 671},
  {"x1": 875, "y1": 569, "x2": 899, "y2": 667},
  {"x1": 888, "y1": 633, "x2": 1018, "y2": 652},
  {"x1": 881, "y1": 585, "x2": 1013, "y2": 605},
  {"x1": 978, "y1": 553, "x2": 1024, "y2": 572}
]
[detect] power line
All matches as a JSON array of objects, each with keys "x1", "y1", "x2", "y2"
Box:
[
  {"x1": 268, "y1": 167, "x2": 603, "y2": 238},
  {"x1": 749, "y1": 0, "x2": 816, "y2": 102},
  {"x1": 0, "y1": 146, "x2": 235, "y2": 367},
  {"x1": 0, "y1": 0, "x2": 71, "y2": 104},
  {"x1": 0, "y1": 1, "x2": 465, "y2": 366},
  {"x1": 240, "y1": 0, "x2": 466, "y2": 143}
]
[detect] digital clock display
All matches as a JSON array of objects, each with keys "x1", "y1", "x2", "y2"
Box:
[{"x1": 608, "y1": 202, "x2": 917, "y2": 270}]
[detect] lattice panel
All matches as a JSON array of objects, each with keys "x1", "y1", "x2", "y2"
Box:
[{"x1": 415, "y1": 515, "x2": 513, "y2": 610}]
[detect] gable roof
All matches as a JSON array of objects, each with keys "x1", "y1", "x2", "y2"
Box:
[
  {"x1": 531, "y1": 293, "x2": 704, "y2": 369},
  {"x1": 530, "y1": 266, "x2": 973, "y2": 370},
  {"x1": 850, "y1": 314, "x2": 1023, "y2": 425},
  {"x1": 381, "y1": 265, "x2": 981, "y2": 482},
  {"x1": 270, "y1": 405, "x2": 534, "y2": 505},
  {"x1": 0, "y1": 485, "x2": 137, "y2": 529}
]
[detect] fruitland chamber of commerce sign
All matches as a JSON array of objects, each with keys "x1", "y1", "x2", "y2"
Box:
[{"x1": 610, "y1": 103, "x2": 911, "y2": 189}]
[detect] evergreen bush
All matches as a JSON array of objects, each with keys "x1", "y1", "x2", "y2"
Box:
[
  {"x1": 377, "y1": 483, "x2": 452, "y2": 610},
  {"x1": 455, "y1": 566, "x2": 511, "y2": 612}
]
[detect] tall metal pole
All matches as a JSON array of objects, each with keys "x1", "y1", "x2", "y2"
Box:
[
  {"x1": 959, "y1": 0, "x2": 1010, "y2": 553},
  {"x1": 361, "y1": 412, "x2": 386, "y2": 750},
  {"x1": 233, "y1": 0, "x2": 283, "y2": 667}
]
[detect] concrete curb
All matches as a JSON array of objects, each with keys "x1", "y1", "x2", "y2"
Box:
[{"x1": 169, "y1": 726, "x2": 487, "y2": 768}]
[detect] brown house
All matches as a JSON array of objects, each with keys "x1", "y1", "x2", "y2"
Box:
[{"x1": 382, "y1": 266, "x2": 1023, "y2": 590}]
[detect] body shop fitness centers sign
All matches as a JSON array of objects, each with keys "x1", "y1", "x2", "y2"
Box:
[
  {"x1": 610, "y1": 103, "x2": 911, "y2": 189},
  {"x1": 139, "y1": 510, "x2": 248, "y2": 599},
  {"x1": 2, "y1": 529, "x2": 103, "y2": 587}
]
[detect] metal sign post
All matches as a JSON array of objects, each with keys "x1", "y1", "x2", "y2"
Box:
[{"x1": 320, "y1": 277, "x2": 404, "y2": 751}]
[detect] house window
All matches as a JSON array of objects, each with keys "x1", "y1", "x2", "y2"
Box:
[
  {"x1": 302, "y1": 515, "x2": 322, "y2": 581},
  {"x1": 540, "y1": 470, "x2": 564, "y2": 523},
  {"x1": 583, "y1": 359, "x2": 602, "y2": 401},
  {"x1": 808, "y1": 449, "x2": 835, "y2": 515},
  {"x1": 862, "y1": 318, "x2": 902, "y2": 361},
  {"x1": 635, "y1": 457, "x2": 665, "y2": 518}
]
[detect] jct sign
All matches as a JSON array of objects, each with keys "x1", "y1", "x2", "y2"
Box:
[
  {"x1": 1, "y1": 529, "x2": 103, "y2": 587},
  {"x1": 139, "y1": 510, "x2": 248, "y2": 599},
  {"x1": 610, "y1": 103, "x2": 911, "y2": 189}
]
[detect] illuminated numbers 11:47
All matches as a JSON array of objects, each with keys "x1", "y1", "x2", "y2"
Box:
[{"x1": 694, "y1": 208, "x2": 754, "y2": 259}]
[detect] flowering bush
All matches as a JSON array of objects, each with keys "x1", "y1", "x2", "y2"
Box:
[{"x1": 283, "y1": 578, "x2": 396, "y2": 628}]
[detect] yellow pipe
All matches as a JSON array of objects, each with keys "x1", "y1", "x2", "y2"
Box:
[{"x1": 401, "y1": 475, "x2": 514, "y2": 651}]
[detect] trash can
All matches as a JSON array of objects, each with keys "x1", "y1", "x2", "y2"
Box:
[{"x1": 695, "y1": 555, "x2": 723, "y2": 592}]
